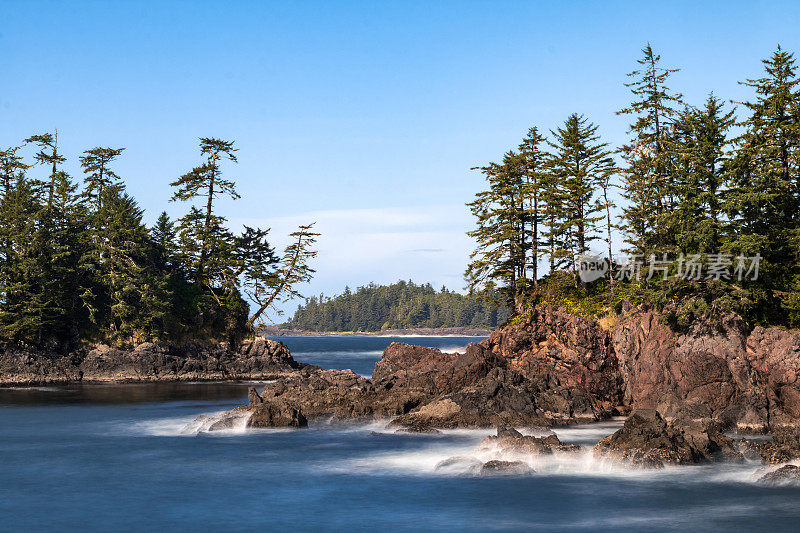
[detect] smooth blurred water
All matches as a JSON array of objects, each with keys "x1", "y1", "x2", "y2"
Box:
[
  {"x1": 278, "y1": 335, "x2": 482, "y2": 377},
  {"x1": 1, "y1": 336, "x2": 799, "y2": 532}
]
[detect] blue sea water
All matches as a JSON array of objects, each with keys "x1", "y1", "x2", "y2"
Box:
[{"x1": 1, "y1": 336, "x2": 799, "y2": 532}]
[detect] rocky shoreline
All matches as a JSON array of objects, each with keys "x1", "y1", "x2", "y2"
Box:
[
  {"x1": 0, "y1": 338, "x2": 305, "y2": 386},
  {"x1": 216, "y1": 303, "x2": 800, "y2": 480},
  {"x1": 6, "y1": 302, "x2": 800, "y2": 481}
]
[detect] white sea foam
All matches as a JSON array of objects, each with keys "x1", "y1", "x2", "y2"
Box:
[
  {"x1": 438, "y1": 345, "x2": 468, "y2": 354},
  {"x1": 326, "y1": 419, "x2": 774, "y2": 483},
  {"x1": 127, "y1": 411, "x2": 253, "y2": 436}
]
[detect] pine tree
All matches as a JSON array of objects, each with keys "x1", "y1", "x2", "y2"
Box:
[
  {"x1": 170, "y1": 138, "x2": 240, "y2": 289},
  {"x1": 466, "y1": 154, "x2": 528, "y2": 311},
  {"x1": 0, "y1": 175, "x2": 43, "y2": 341},
  {"x1": 547, "y1": 114, "x2": 616, "y2": 281},
  {"x1": 518, "y1": 127, "x2": 548, "y2": 285},
  {"x1": 24, "y1": 132, "x2": 66, "y2": 208},
  {"x1": 0, "y1": 146, "x2": 28, "y2": 195},
  {"x1": 96, "y1": 188, "x2": 170, "y2": 339},
  {"x1": 618, "y1": 44, "x2": 684, "y2": 255},
  {"x1": 669, "y1": 95, "x2": 735, "y2": 254},
  {"x1": 79, "y1": 147, "x2": 125, "y2": 212},
  {"x1": 726, "y1": 46, "x2": 800, "y2": 295}
]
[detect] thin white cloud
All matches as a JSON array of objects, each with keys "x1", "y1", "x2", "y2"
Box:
[{"x1": 230, "y1": 204, "x2": 474, "y2": 320}]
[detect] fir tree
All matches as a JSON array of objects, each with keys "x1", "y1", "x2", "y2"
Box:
[
  {"x1": 618, "y1": 44, "x2": 684, "y2": 255},
  {"x1": 170, "y1": 138, "x2": 240, "y2": 289},
  {"x1": 79, "y1": 147, "x2": 125, "y2": 212},
  {"x1": 547, "y1": 113, "x2": 616, "y2": 281},
  {"x1": 726, "y1": 46, "x2": 800, "y2": 301},
  {"x1": 518, "y1": 127, "x2": 548, "y2": 285}
]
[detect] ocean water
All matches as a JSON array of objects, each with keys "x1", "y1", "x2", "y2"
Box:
[{"x1": 1, "y1": 336, "x2": 799, "y2": 532}]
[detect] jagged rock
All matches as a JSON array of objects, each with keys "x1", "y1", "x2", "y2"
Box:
[
  {"x1": 757, "y1": 465, "x2": 800, "y2": 486},
  {"x1": 612, "y1": 306, "x2": 800, "y2": 432},
  {"x1": 480, "y1": 460, "x2": 534, "y2": 475},
  {"x1": 244, "y1": 403, "x2": 307, "y2": 428},
  {"x1": 593, "y1": 410, "x2": 742, "y2": 468},
  {"x1": 477, "y1": 427, "x2": 580, "y2": 455},
  {"x1": 736, "y1": 438, "x2": 764, "y2": 461},
  {"x1": 372, "y1": 342, "x2": 493, "y2": 396},
  {"x1": 393, "y1": 426, "x2": 441, "y2": 434}
]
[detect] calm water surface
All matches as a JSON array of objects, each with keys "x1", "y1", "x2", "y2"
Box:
[{"x1": 1, "y1": 336, "x2": 798, "y2": 532}]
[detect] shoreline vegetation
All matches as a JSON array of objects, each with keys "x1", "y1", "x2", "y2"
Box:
[
  {"x1": 465, "y1": 44, "x2": 800, "y2": 331},
  {"x1": 261, "y1": 325, "x2": 492, "y2": 337},
  {"x1": 0, "y1": 137, "x2": 317, "y2": 352},
  {"x1": 284, "y1": 280, "x2": 509, "y2": 333}
]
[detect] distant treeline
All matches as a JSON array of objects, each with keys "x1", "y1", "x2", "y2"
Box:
[{"x1": 285, "y1": 281, "x2": 510, "y2": 331}]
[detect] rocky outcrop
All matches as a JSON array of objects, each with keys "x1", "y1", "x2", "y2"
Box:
[
  {"x1": 593, "y1": 410, "x2": 742, "y2": 468},
  {"x1": 612, "y1": 307, "x2": 800, "y2": 432},
  {"x1": 0, "y1": 337, "x2": 300, "y2": 385},
  {"x1": 480, "y1": 460, "x2": 534, "y2": 475},
  {"x1": 387, "y1": 306, "x2": 626, "y2": 429},
  {"x1": 476, "y1": 426, "x2": 581, "y2": 455}
]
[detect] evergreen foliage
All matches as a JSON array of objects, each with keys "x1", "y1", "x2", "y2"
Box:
[
  {"x1": 468, "y1": 44, "x2": 800, "y2": 328},
  {"x1": 0, "y1": 136, "x2": 318, "y2": 349},
  {"x1": 287, "y1": 280, "x2": 509, "y2": 332}
]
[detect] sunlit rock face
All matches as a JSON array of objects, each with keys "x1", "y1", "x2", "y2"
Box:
[{"x1": 612, "y1": 306, "x2": 800, "y2": 432}]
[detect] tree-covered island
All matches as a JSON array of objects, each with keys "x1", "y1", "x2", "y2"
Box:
[{"x1": 0, "y1": 136, "x2": 317, "y2": 350}]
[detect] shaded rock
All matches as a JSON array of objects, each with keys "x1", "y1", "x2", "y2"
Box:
[
  {"x1": 244, "y1": 403, "x2": 307, "y2": 428},
  {"x1": 480, "y1": 460, "x2": 534, "y2": 475},
  {"x1": 593, "y1": 410, "x2": 742, "y2": 468},
  {"x1": 757, "y1": 465, "x2": 800, "y2": 486},
  {"x1": 497, "y1": 426, "x2": 524, "y2": 438},
  {"x1": 0, "y1": 337, "x2": 302, "y2": 385},
  {"x1": 737, "y1": 438, "x2": 764, "y2": 461},
  {"x1": 394, "y1": 426, "x2": 441, "y2": 434},
  {"x1": 389, "y1": 368, "x2": 594, "y2": 429}
]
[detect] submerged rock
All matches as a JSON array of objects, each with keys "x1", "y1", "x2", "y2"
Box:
[
  {"x1": 480, "y1": 460, "x2": 534, "y2": 475},
  {"x1": 477, "y1": 427, "x2": 581, "y2": 456},
  {"x1": 434, "y1": 456, "x2": 483, "y2": 474},
  {"x1": 757, "y1": 465, "x2": 800, "y2": 486}
]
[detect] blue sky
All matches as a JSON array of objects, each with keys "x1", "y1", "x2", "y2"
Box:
[{"x1": 2, "y1": 1, "x2": 800, "y2": 319}]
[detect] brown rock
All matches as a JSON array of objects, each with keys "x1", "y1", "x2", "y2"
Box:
[
  {"x1": 245, "y1": 403, "x2": 307, "y2": 428},
  {"x1": 593, "y1": 410, "x2": 742, "y2": 468},
  {"x1": 480, "y1": 460, "x2": 534, "y2": 475}
]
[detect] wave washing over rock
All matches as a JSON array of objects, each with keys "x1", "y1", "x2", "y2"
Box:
[{"x1": 191, "y1": 304, "x2": 800, "y2": 483}]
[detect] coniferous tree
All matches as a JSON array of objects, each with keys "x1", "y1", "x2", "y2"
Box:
[
  {"x1": 547, "y1": 113, "x2": 616, "y2": 282},
  {"x1": 669, "y1": 95, "x2": 735, "y2": 255},
  {"x1": 726, "y1": 46, "x2": 800, "y2": 311},
  {"x1": 466, "y1": 153, "x2": 527, "y2": 311},
  {"x1": 80, "y1": 147, "x2": 125, "y2": 213},
  {"x1": 618, "y1": 44, "x2": 684, "y2": 255},
  {"x1": 0, "y1": 146, "x2": 28, "y2": 195},
  {"x1": 518, "y1": 127, "x2": 548, "y2": 285},
  {"x1": 170, "y1": 138, "x2": 240, "y2": 289}
]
